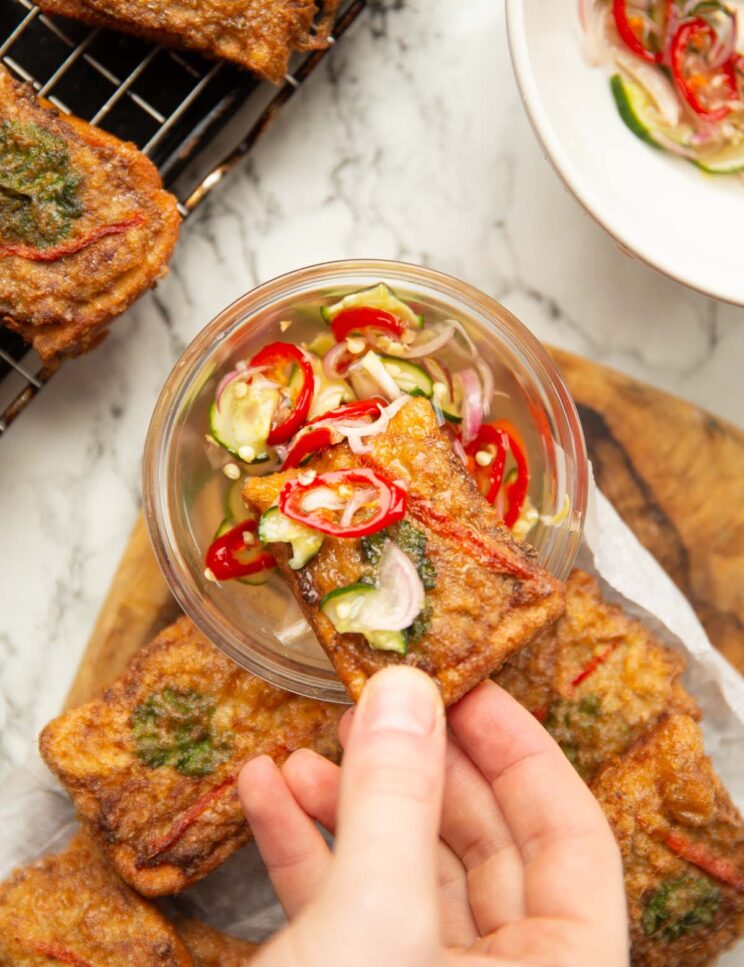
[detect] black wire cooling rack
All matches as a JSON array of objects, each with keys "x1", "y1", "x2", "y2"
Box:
[{"x1": 0, "y1": 0, "x2": 365, "y2": 433}]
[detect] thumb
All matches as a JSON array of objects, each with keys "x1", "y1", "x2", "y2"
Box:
[{"x1": 327, "y1": 666, "x2": 446, "y2": 941}]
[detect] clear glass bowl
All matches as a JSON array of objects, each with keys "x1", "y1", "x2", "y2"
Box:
[{"x1": 143, "y1": 260, "x2": 588, "y2": 703}]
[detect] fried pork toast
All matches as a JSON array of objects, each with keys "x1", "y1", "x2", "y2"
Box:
[
  {"x1": 172, "y1": 919, "x2": 260, "y2": 965},
  {"x1": 0, "y1": 831, "x2": 194, "y2": 965},
  {"x1": 495, "y1": 570, "x2": 698, "y2": 780},
  {"x1": 243, "y1": 396, "x2": 566, "y2": 706},
  {"x1": 37, "y1": 0, "x2": 339, "y2": 85},
  {"x1": 39, "y1": 616, "x2": 343, "y2": 896},
  {"x1": 592, "y1": 715, "x2": 744, "y2": 967},
  {"x1": 0, "y1": 66, "x2": 180, "y2": 361}
]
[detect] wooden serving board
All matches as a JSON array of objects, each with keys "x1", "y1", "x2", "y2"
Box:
[{"x1": 64, "y1": 350, "x2": 744, "y2": 709}]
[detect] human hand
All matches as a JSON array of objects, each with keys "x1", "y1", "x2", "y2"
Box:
[{"x1": 238, "y1": 668, "x2": 628, "y2": 966}]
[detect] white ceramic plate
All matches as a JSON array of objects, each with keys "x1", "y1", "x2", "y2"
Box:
[{"x1": 506, "y1": 0, "x2": 744, "y2": 305}]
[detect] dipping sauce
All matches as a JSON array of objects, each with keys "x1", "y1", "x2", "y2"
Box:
[{"x1": 200, "y1": 281, "x2": 569, "y2": 589}]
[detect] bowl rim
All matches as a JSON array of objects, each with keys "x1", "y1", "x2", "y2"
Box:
[
  {"x1": 143, "y1": 258, "x2": 588, "y2": 700},
  {"x1": 505, "y1": 0, "x2": 744, "y2": 307}
]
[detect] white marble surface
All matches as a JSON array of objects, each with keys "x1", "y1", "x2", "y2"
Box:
[{"x1": 1, "y1": 0, "x2": 742, "y2": 774}]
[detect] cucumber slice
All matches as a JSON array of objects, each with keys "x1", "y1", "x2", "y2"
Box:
[
  {"x1": 306, "y1": 350, "x2": 355, "y2": 420},
  {"x1": 691, "y1": 0, "x2": 725, "y2": 15},
  {"x1": 695, "y1": 140, "x2": 744, "y2": 174},
  {"x1": 358, "y1": 350, "x2": 402, "y2": 400},
  {"x1": 309, "y1": 382, "x2": 354, "y2": 420},
  {"x1": 441, "y1": 408, "x2": 461, "y2": 424},
  {"x1": 431, "y1": 383, "x2": 461, "y2": 424},
  {"x1": 349, "y1": 368, "x2": 383, "y2": 402},
  {"x1": 287, "y1": 363, "x2": 304, "y2": 397},
  {"x1": 214, "y1": 519, "x2": 271, "y2": 585},
  {"x1": 305, "y1": 332, "x2": 336, "y2": 357},
  {"x1": 426, "y1": 359, "x2": 461, "y2": 423},
  {"x1": 379, "y1": 355, "x2": 433, "y2": 399},
  {"x1": 612, "y1": 72, "x2": 744, "y2": 174},
  {"x1": 362, "y1": 629, "x2": 407, "y2": 652},
  {"x1": 235, "y1": 570, "x2": 271, "y2": 587},
  {"x1": 258, "y1": 507, "x2": 324, "y2": 569},
  {"x1": 609, "y1": 73, "x2": 695, "y2": 151},
  {"x1": 503, "y1": 467, "x2": 518, "y2": 487},
  {"x1": 319, "y1": 584, "x2": 408, "y2": 654},
  {"x1": 321, "y1": 283, "x2": 424, "y2": 329},
  {"x1": 611, "y1": 73, "x2": 661, "y2": 148},
  {"x1": 209, "y1": 378, "x2": 278, "y2": 461},
  {"x1": 225, "y1": 478, "x2": 257, "y2": 523}
]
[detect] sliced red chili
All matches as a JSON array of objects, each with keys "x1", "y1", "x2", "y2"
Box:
[
  {"x1": 307, "y1": 398, "x2": 384, "y2": 426},
  {"x1": 205, "y1": 519, "x2": 275, "y2": 581},
  {"x1": 493, "y1": 421, "x2": 530, "y2": 528},
  {"x1": 465, "y1": 420, "x2": 530, "y2": 528},
  {"x1": 671, "y1": 17, "x2": 738, "y2": 120},
  {"x1": 613, "y1": 0, "x2": 663, "y2": 63},
  {"x1": 570, "y1": 640, "x2": 621, "y2": 688},
  {"x1": 612, "y1": 0, "x2": 673, "y2": 64},
  {"x1": 30, "y1": 943, "x2": 93, "y2": 967},
  {"x1": 141, "y1": 740, "x2": 289, "y2": 864},
  {"x1": 352, "y1": 452, "x2": 538, "y2": 580},
  {"x1": 141, "y1": 774, "x2": 236, "y2": 863},
  {"x1": 663, "y1": 831, "x2": 744, "y2": 893},
  {"x1": 405, "y1": 494, "x2": 537, "y2": 580},
  {"x1": 282, "y1": 400, "x2": 384, "y2": 470},
  {"x1": 282, "y1": 426, "x2": 336, "y2": 470},
  {"x1": 249, "y1": 342, "x2": 314, "y2": 445},
  {"x1": 279, "y1": 468, "x2": 407, "y2": 538},
  {"x1": 330, "y1": 306, "x2": 406, "y2": 342},
  {"x1": 465, "y1": 424, "x2": 508, "y2": 504},
  {"x1": 0, "y1": 212, "x2": 145, "y2": 262}
]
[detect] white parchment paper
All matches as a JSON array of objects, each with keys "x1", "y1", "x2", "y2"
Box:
[{"x1": 1, "y1": 479, "x2": 743, "y2": 959}]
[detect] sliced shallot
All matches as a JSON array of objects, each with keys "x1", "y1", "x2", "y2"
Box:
[
  {"x1": 323, "y1": 342, "x2": 355, "y2": 380},
  {"x1": 381, "y1": 323, "x2": 455, "y2": 359},
  {"x1": 356, "y1": 540, "x2": 425, "y2": 631},
  {"x1": 475, "y1": 358, "x2": 495, "y2": 414},
  {"x1": 446, "y1": 317, "x2": 478, "y2": 358},
  {"x1": 456, "y1": 368, "x2": 484, "y2": 446},
  {"x1": 450, "y1": 433, "x2": 468, "y2": 466},
  {"x1": 339, "y1": 487, "x2": 378, "y2": 528},
  {"x1": 339, "y1": 395, "x2": 410, "y2": 454},
  {"x1": 707, "y1": 7, "x2": 737, "y2": 70},
  {"x1": 614, "y1": 50, "x2": 681, "y2": 125},
  {"x1": 301, "y1": 487, "x2": 346, "y2": 514},
  {"x1": 582, "y1": 1, "x2": 615, "y2": 66}
]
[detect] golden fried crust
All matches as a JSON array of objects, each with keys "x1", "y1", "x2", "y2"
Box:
[
  {"x1": 172, "y1": 919, "x2": 260, "y2": 965},
  {"x1": 0, "y1": 832, "x2": 194, "y2": 965},
  {"x1": 37, "y1": 0, "x2": 339, "y2": 84},
  {"x1": 592, "y1": 715, "x2": 744, "y2": 967},
  {"x1": 0, "y1": 66, "x2": 180, "y2": 361},
  {"x1": 39, "y1": 616, "x2": 343, "y2": 896},
  {"x1": 495, "y1": 570, "x2": 698, "y2": 780},
  {"x1": 243, "y1": 397, "x2": 565, "y2": 706}
]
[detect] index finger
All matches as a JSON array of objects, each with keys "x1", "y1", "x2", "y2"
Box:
[
  {"x1": 447, "y1": 680, "x2": 625, "y2": 927},
  {"x1": 329, "y1": 667, "x2": 446, "y2": 948}
]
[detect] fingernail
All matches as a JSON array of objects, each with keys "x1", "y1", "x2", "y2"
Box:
[{"x1": 359, "y1": 667, "x2": 441, "y2": 736}]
